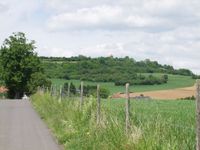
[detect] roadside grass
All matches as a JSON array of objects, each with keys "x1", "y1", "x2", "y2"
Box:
[
  {"x1": 51, "y1": 74, "x2": 195, "y2": 94},
  {"x1": 31, "y1": 93, "x2": 195, "y2": 150}
]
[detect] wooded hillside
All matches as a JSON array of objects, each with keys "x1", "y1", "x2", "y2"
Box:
[{"x1": 41, "y1": 55, "x2": 194, "y2": 86}]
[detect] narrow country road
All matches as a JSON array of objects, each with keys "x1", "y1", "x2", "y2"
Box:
[{"x1": 0, "y1": 100, "x2": 62, "y2": 150}]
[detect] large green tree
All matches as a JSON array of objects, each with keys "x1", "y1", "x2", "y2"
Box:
[{"x1": 0, "y1": 32, "x2": 50, "y2": 98}]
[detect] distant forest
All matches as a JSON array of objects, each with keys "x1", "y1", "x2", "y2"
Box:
[{"x1": 41, "y1": 55, "x2": 197, "y2": 86}]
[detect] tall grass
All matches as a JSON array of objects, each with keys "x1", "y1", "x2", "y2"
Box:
[{"x1": 31, "y1": 93, "x2": 195, "y2": 150}]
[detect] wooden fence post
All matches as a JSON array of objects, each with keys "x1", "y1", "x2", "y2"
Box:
[
  {"x1": 52, "y1": 85, "x2": 56, "y2": 97},
  {"x1": 54, "y1": 85, "x2": 57, "y2": 97},
  {"x1": 196, "y1": 80, "x2": 200, "y2": 150},
  {"x1": 42, "y1": 85, "x2": 45, "y2": 93},
  {"x1": 125, "y1": 83, "x2": 130, "y2": 134},
  {"x1": 59, "y1": 85, "x2": 62, "y2": 103},
  {"x1": 50, "y1": 85, "x2": 53, "y2": 96},
  {"x1": 80, "y1": 82, "x2": 84, "y2": 108},
  {"x1": 68, "y1": 82, "x2": 71, "y2": 97},
  {"x1": 46, "y1": 87, "x2": 49, "y2": 93},
  {"x1": 97, "y1": 84, "x2": 101, "y2": 124},
  {"x1": 37, "y1": 86, "x2": 40, "y2": 93}
]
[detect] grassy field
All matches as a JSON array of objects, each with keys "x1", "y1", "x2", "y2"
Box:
[
  {"x1": 32, "y1": 93, "x2": 195, "y2": 150},
  {"x1": 51, "y1": 74, "x2": 195, "y2": 94}
]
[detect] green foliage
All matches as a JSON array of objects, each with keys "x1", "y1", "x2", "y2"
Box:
[
  {"x1": 174, "y1": 68, "x2": 193, "y2": 76},
  {"x1": 31, "y1": 93, "x2": 195, "y2": 150},
  {"x1": 162, "y1": 74, "x2": 168, "y2": 82},
  {"x1": 99, "y1": 87, "x2": 110, "y2": 98},
  {"x1": 27, "y1": 72, "x2": 52, "y2": 94},
  {"x1": 0, "y1": 80, "x2": 4, "y2": 86},
  {"x1": 78, "y1": 85, "x2": 110, "y2": 98},
  {"x1": 179, "y1": 96, "x2": 195, "y2": 100},
  {"x1": 51, "y1": 74, "x2": 196, "y2": 94},
  {"x1": 192, "y1": 74, "x2": 200, "y2": 79},
  {"x1": 41, "y1": 56, "x2": 195, "y2": 86},
  {"x1": 0, "y1": 32, "x2": 50, "y2": 98},
  {"x1": 79, "y1": 85, "x2": 96, "y2": 96},
  {"x1": 63, "y1": 82, "x2": 76, "y2": 95},
  {"x1": 114, "y1": 74, "x2": 168, "y2": 86}
]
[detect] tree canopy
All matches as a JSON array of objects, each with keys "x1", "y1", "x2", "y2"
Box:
[
  {"x1": 41, "y1": 56, "x2": 194, "y2": 86},
  {"x1": 0, "y1": 32, "x2": 50, "y2": 98}
]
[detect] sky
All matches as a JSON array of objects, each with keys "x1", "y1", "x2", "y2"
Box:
[{"x1": 0, "y1": 0, "x2": 200, "y2": 73}]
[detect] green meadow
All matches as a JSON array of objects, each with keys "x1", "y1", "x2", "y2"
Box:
[{"x1": 51, "y1": 74, "x2": 195, "y2": 94}]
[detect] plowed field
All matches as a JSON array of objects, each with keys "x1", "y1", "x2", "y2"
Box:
[{"x1": 112, "y1": 86, "x2": 196, "y2": 100}]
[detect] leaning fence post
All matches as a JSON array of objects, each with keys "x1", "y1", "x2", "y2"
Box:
[
  {"x1": 97, "y1": 84, "x2": 101, "y2": 124},
  {"x1": 196, "y1": 80, "x2": 200, "y2": 150},
  {"x1": 80, "y1": 81, "x2": 84, "y2": 108},
  {"x1": 125, "y1": 83, "x2": 131, "y2": 134},
  {"x1": 68, "y1": 82, "x2": 71, "y2": 97}
]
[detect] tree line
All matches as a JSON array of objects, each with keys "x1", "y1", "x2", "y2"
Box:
[{"x1": 41, "y1": 56, "x2": 194, "y2": 86}]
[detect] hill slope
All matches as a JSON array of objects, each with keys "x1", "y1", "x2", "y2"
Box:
[{"x1": 41, "y1": 56, "x2": 195, "y2": 86}]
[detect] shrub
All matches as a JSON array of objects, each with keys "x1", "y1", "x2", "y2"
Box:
[
  {"x1": 78, "y1": 85, "x2": 110, "y2": 98},
  {"x1": 99, "y1": 87, "x2": 110, "y2": 98}
]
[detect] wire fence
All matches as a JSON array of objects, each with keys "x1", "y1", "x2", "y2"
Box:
[{"x1": 38, "y1": 81, "x2": 197, "y2": 138}]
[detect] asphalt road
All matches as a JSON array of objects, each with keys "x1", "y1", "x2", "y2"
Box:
[{"x1": 0, "y1": 100, "x2": 62, "y2": 150}]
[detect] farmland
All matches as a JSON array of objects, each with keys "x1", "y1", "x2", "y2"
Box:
[
  {"x1": 0, "y1": 51, "x2": 198, "y2": 149},
  {"x1": 115, "y1": 86, "x2": 196, "y2": 100},
  {"x1": 33, "y1": 70, "x2": 196, "y2": 149},
  {"x1": 0, "y1": 3, "x2": 199, "y2": 149},
  {"x1": 51, "y1": 74, "x2": 195, "y2": 94},
  {"x1": 31, "y1": 93, "x2": 195, "y2": 150}
]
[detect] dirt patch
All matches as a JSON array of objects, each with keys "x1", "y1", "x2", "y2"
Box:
[{"x1": 112, "y1": 86, "x2": 196, "y2": 100}]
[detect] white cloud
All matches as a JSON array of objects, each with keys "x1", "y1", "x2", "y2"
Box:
[
  {"x1": 47, "y1": 6, "x2": 124, "y2": 31},
  {"x1": 38, "y1": 46, "x2": 74, "y2": 57},
  {"x1": 79, "y1": 43, "x2": 126, "y2": 57},
  {"x1": 0, "y1": 2, "x2": 8, "y2": 13},
  {"x1": 0, "y1": 0, "x2": 200, "y2": 74},
  {"x1": 47, "y1": 5, "x2": 174, "y2": 31},
  {"x1": 76, "y1": 24, "x2": 200, "y2": 73},
  {"x1": 46, "y1": 0, "x2": 200, "y2": 32}
]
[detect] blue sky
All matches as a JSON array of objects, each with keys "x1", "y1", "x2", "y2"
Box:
[{"x1": 0, "y1": 0, "x2": 200, "y2": 73}]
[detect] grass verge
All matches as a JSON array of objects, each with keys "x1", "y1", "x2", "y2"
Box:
[{"x1": 31, "y1": 93, "x2": 195, "y2": 150}]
